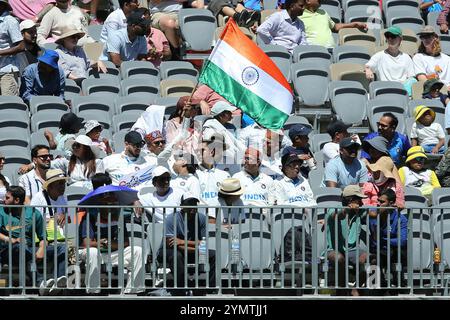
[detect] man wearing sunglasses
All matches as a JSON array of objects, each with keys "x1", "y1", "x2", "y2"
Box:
[
  {"x1": 102, "y1": 131, "x2": 157, "y2": 188},
  {"x1": 360, "y1": 112, "x2": 411, "y2": 166},
  {"x1": 18, "y1": 145, "x2": 52, "y2": 204}
]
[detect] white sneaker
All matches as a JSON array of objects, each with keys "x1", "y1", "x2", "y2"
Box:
[
  {"x1": 49, "y1": 276, "x2": 67, "y2": 295},
  {"x1": 39, "y1": 279, "x2": 55, "y2": 296}
]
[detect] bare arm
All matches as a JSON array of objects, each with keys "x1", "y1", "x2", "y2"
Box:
[
  {"x1": 325, "y1": 181, "x2": 338, "y2": 188},
  {"x1": 109, "y1": 52, "x2": 122, "y2": 67}
]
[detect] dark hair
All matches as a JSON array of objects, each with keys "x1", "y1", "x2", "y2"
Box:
[
  {"x1": 382, "y1": 112, "x2": 398, "y2": 129},
  {"x1": 68, "y1": 145, "x2": 97, "y2": 178},
  {"x1": 0, "y1": 174, "x2": 9, "y2": 189},
  {"x1": 133, "y1": 7, "x2": 150, "y2": 17},
  {"x1": 6, "y1": 186, "x2": 25, "y2": 205},
  {"x1": 284, "y1": 0, "x2": 304, "y2": 9},
  {"x1": 91, "y1": 172, "x2": 112, "y2": 190},
  {"x1": 381, "y1": 188, "x2": 396, "y2": 204},
  {"x1": 119, "y1": 0, "x2": 137, "y2": 9},
  {"x1": 31, "y1": 144, "x2": 50, "y2": 158}
]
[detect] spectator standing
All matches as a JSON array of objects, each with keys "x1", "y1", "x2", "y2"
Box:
[
  {"x1": 100, "y1": 0, "x2": 139, "y2": 43},
  {"x1": 16, "y1": 20, "x2": 42, "y2": 74},
  {"x1": 19, "y1": 49, "x2": 66, "y2": 105},
  {"x1": 257, "y1": 0, "x2": 307, "y2": 53},
  {"x1": 37, "y1": 0, "x2": 94, "y2": 46},
  {"x1": 323, "y1": 138, "x2": 368, "y2": 189},
  {"x1": 0, "y1": 0, "x2": 23, "y2": 96},
  {"x1": 411, "y1": 105, "x2": 446, "y2": 154},
  {"x1": 300, "y1": 0, "x2": 366, "y2": 48},
  {"x1": 9, "y1": 0, "x2": 55, "y2": 23}
]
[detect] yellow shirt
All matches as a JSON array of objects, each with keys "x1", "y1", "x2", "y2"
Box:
[{"x1": 299, "y1": 8, "x2": 335, "y2": 48}]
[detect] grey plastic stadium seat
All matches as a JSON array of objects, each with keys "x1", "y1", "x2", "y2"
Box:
[
  {"x1": 120, "y1": 61, "x2": 159, "y2": 79},
  {"x1": 432, "y1": 188, "x2": 450, "y2": 207},
  {"x1": 115, "y1": 96, "x2": 151, "y2": 114},
  {"x1": 87, "y1": 24, "x2": 103, "y2": 42},
  {"x1": 0, "y1": 109, "x2": 29, "y2": 124},
  {"x1": 178, "y1": 9, "x2": 216, "y2": 52},
  {"x1": 440, "y1": 35, "x2": 450, "y2": 55},
  {"x1": 410, "y1": 210, "x2": 433, "y2": 271},
  {"x1": 329, "y1": 80, "x2": 367, "y2": 126},
  {"x1": 369, "y1": 81, "x2": 408, "y2": 99},
  {"x1": 344, "y1": 0, "x2": 379, "y2": 10},
  {"x1": 428, "y1": 11, "x2": 440, "y2": 30},
  {"x1": 72, "y1": 95, "x2": 115, "y2": 117},
  {"x1": 0, "y1": 146, "x2": 30, "y2": 163},
  {"x1": 112, "y1": 112, "x2": 142, "y2": 133},
  {"x1": 2, "y1": 163, "x2": 23, "y2": 185},
  {"x1": 333, "y1": 45, "x2": 371, "y2": 64},
  {"x1": 112, "y1": 130, "x2": 129, "y2": 152},
  {"x1": 260, "y1": 44, "x2": 292, "y2": 82},
  {"x1": 77, "y1": 110, "x2": 112, "y2": 131},
  {"x1": 338, "y1": 28, "x2": 378, "y2": 47},
  {"x1": 321, "y1": 0, "x2": 342, "y2": 23},
  {"x1": 159, "y1": 61, "x2": 198, "y2": 80},
  {"x1": 0, "y1": 96, "x2": 28, "y2": 112},
  {"x1": 88, "y1": 60, "x2": 120, "y2": 77},
  {"x1": 386, "y1": 6, "x2": 422, "y2": 24},
  {"x1": 65, "y1": 78, "x2": 81, "y2": 101},
  {"x1": 262, "y1": 0, "x2": 278, "y2": 9},
  {"x1": 291, "y1": 61, "x2": 330, "y2": 106},
  {"x1": 0, "y1": 128, "x2": 30, "y2": 148},
  {"x1": 367, "y1": 96, "x2": 407, "y2": 133},
  {"x1": 206, "y1": 228, "x2": 229, "y2": 269},
  {"x1": 383, "y1": 0, "x2": 419, "y2": 12},
  {"x1": 408, "y1": 99, "x2": 446, "y2": 128},
  {"x1": 272, "y1": 212, "x2": 306, "y2": 259},
  {"x1": 120, "y1": 78, "x2": 160, "y2": 97},
  {"x1": 404, "y1": 186, "x2": 425, "y2": 197},
  {"x1": 154, "y1": 96, "x2": 180, "y2": 108},
  {"x1": 292, "y1": 45, "x2": 331, "y2": 64},
  {"x1": 310, "y1": 133, "x2": 332, "y2": 153},
  {"x1": 0, "y1": 112, "x2": 29, "y2": 130},
  {"x1": 30, "y1": 110, "x2": 66, "y2": 132},
  {"x1": 29, "y1": 96, "x2": 68, "y2": 114},
  {"x1": 308, "y1": 165, "x2": 324, "y2": 189},
  {"x1": 344, "y1": 5, "x2": 383, "y2": 26},
  {"x1": 389, "y1": 17, "x2": 424, "y2": 34},
  {"x1": 283, "y1": 115, "x2": 313, "y2": 131},
  {"x1": 30, "y1": 128, "x2": 58, "y2": 148},
  {"x1": 314, "y1": 149, "x2": 325, "y2": 168},
  {"x1": 82, "y1": 77, "x2": 120, "y2": 95},
  {"x1": 240, "y1": 231, "x2": 273, "y2": 271},
  {"x1": 66, "y1": 186, "x2": 91, "y2": 202},
  {"x1": 160, "y1": 79, "x2": 196, "y2": 97},
  {"x1": 330, "y1": 62, "x2": 370, "y2": 91}
]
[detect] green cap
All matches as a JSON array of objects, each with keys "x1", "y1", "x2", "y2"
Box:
[
  {"x1": 384, "y1": 26, "x2": 402, "y2": 37},
  {"x1": 423, "y1": 78, "x2": 444, "y2": 95}
]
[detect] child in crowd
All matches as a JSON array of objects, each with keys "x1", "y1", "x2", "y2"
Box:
[
  {"x1": 44, "y1": 112, "x2": 84, "y2": 158},
  {"x1": 422, "y1": 78, "x2": 450, "y2": 107},
  {"x1": 410, "y1": 105, "x2": 446, "y2": 154},
  {"x1": 84, "y1": 120, "x2": 112, "y2": 156},
  {"x1": 398, "y1": 146, "x2": 441, "y2": 204}
]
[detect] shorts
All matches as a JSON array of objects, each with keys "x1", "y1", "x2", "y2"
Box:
[
  {"x1": 0, "y1": 72, "x2": 19, "y2": 96},
  {"x1": 151, "y1": 12, "x2": 179, "y2": 29},
  {"x1": 208, "y1": 0, "x2": 240, "y2": 17}
]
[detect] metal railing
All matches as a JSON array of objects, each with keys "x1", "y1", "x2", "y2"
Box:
[{"x1": 0, "y1": 204, "x2": 448, "y2": 296}]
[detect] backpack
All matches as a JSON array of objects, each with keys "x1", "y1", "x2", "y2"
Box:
[{"x1": 278, "y1": 226, "x2": 313, "y2": 263}]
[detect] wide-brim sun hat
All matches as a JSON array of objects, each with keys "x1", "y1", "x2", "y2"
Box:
[
  {"x1": 366, "y1": 156, "x2": 395, "y2": 180},
  {"x1": 405, "y1": 146, "x2": 428, "y2": 163},
  {"x1": 55, "y1": 28, "x2": 85, "y2": 45},
  {"x1": 423, "y1": 78, "x2": 444, "y2": 95},
  {"x1": 67, "y1": 134, "x2": 102, "y2": 159},
  {"x1": 414, "y1": 105, "x2": 436, "y2": 122},
  {"x1": 43, "y1": 169, "x2": 68, "y2": 190},
  {"x1": 218, "y1": 178, "x2": 245, "y2": 196}
]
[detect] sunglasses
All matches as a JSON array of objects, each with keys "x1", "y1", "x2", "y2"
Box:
[
  {"x1": 153, "y1": 140, "x2": 166, "y2": 146},
  {"x1": 37, "y1": 154, "x2": 53, "y2": 161},
  {"x1": 132, "y1": 142, "x2": 145, "y2": 148},
  {"x1": 414, "y1": 157, "x2": 426, "y2": 163}
]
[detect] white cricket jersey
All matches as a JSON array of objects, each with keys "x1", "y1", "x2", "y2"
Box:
[
  {"x1": 232, "y1": 170, "x2": 275, "y2": 207},
  {"x1": 170, "y1": 174, "x2": 201, "y2": 199},
  {"x1": 272, "y1": 175, "x2": 317, "y2": 207},
  {"x1": 196, "y1": 165, "x2": 230, "y2": 215},
  {"x1": 101, "y1": 152, "x2": 156, "y2": 188},
  {"x1": 138, "y1": 187, "x2": 184, "y2": 223},
  {"x1": 260, "y1": 155, "x2": 283, "y2": 181}
]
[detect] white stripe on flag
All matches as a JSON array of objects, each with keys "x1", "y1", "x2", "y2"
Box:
[{"x1": 210, "y1": 39, "x2": 293, "y2": 115}]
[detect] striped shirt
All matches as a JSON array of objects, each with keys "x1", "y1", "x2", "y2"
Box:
[{"x1": 18, "y1": 169, "x2": 44, "y2": 200}]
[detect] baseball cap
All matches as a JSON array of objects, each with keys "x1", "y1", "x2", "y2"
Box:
[
  {"x1": 84, "y1": 120, "x2": 103, "y2": 134},
  {"x1": 153, "y1": 166, "x2": 170, "y2": 178},
  {"x1": 342, "y1": 185, "x2": 367, "y2": 198},
  {"x1": 210, "y1": 101, "x2": 236, "y2": 116},
  {"x1": 126, "y1": 10, "x2": 151, "y2": 29},
  {"x1": 327, "y1": 120, "x2": 351, "y2": 138},
  {"x1": 125, "y1": 131, "x2": 144, "y2": 146},
  {"x1": 181, "y1": 192, "x2": 200, "y2": 206},
  {"x1": 339, "y1": 137, "x2": 361, "y2": 149},
  {"x1": 281, "y1": 152, "x2": 302, "y2": 167},
  {"x1": 19, "y1": 19, "x2": 36, "y2": 32},
  {"x1": 384, "y1": 26, "x2": 402, "y2": 38},
  {"x1": 417, "y1": 25, "x2": 437, "y2": 37},
  {"x1": 288, "y1": 124, "x2": 312, "y2": 141}
]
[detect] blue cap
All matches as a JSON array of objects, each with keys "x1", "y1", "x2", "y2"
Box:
[
  {"x1": 38, "y1": 50, "x2": 59, "y2": 70},
  {"x1": 288, "y1": 124, "x2": 312, "y2": 141}
]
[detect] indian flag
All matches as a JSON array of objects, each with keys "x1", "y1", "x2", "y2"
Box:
[{"x1": 199, "y1": 18, "x2": 293, "y2": 130}]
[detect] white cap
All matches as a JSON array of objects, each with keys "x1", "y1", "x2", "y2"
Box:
[
  {"x1": 19, "y1": 19, "x2": 36, "y2": 32},
  {"x1": 84, "y1": 119, "x2": 103, "y2": 134},
  {"x1": 152, "y1": 166, "x2": 170, "y2": 178},
  {"x1": 210, "y1": 101, "x2": 236, "y2": 116}
]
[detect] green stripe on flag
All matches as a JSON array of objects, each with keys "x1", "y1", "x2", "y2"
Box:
[{"x1": 199, "y1": 61, "x2": 290, "y2": 130}]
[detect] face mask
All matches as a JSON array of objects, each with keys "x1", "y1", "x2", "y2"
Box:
[{"x1": 374, "y1": 172, "x2": 388, "y2": 186}]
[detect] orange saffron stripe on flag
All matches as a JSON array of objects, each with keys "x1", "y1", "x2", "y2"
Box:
[{"x1": 220, "y1": 19, "x2": 293, "y2": 94}]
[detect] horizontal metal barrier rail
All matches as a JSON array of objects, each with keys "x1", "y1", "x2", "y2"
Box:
[{"x1": 0, "y1": 204, "x2": 448, "y2": 296}]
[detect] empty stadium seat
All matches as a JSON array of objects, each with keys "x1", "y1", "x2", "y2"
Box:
[
  {"x1": 159, "y1": 61, "x2": 198, "y2": 81},
  {"x1": 115, "y1": 96, "x2": 151, "y2": 114},
  {"x1": 29, "y1": 96, "x2": 69, "y2": 114},
  {"x1": 332, "y1": 44, "x2": 371, "y2": 64},
  {"x1": 112, "y1": 112, "x2": 142, "y2": 133},
  {"x1": 260, "y1": 44, "x2": 292, "y2": 82},
  {"x1": 179, "y1": 8, "x2": 216, "y2": 55},
  {"x1": 120, "y1": 78, "x2": 160, "y2": 97},
  {"x1": 291, "y1": 61, "x2": 330, "y2": 106},
  {"x1": 120, "y1": 61, "x2": 159, "y2": 79},
  {"x1": 30, "y1": 110, "x2": 66, "y2": 132},
  {"x1": 160, "y1": 79, "x2": 196, "y2": 97},
  {"x1": 82, "y1": 77, "x2": 121, "y2": 95}
]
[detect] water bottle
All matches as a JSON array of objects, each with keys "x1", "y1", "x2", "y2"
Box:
[
  {"x1": 198, "y1": 237, "x2": 207, "y2": 265},
  {"x1": 231, "y1": 234, "x2": 240, "y2": 265}
]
